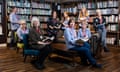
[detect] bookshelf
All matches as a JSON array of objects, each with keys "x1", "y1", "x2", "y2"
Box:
[
  {"x1": 0, "y1": 0, "x2": 6, "y2": 43},
  {"x1": 31, "y1": 2, "x2": 51, "y2": 31},
  {"x1": 6, "y1": 0, "x2": 52, "y2": 45},
  {"x1": 0, "y1": 3, "x2": 2, "y2": 35},
  {"x1": 96, "y1": 0, "x2": 119, "y2": 47},
  {"x1": 61, "y1": 0, "x2": 120, "y2": 47}
]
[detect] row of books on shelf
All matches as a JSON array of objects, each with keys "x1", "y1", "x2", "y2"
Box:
[
  {"x1": 77, "y1": 2, "x2": 96, "y2": 9},
  {"x1": 7, "y1": 0, "x2": 30, "y2": 7},
  {"x1": 7, "y1": 1, "x2": 51, "y2": 9},
  {"x1": 0, "y1": 4, "x2": 1, "y2": 13},
  {"x1": 61, "y1": 7, "x2": 77, "y2": 14},
  {"x1": 106, "y1": 37, "x2": 116, "y2": 45},
  {"x1": 107, "y1": 24, "x2": 119, "y2": 32},
  {"x1": 7, "y1": 7, "x2": 31, "y2": 14},
  {"x1": 88, "y1": 8, "x2": 118, "y2": 15},
  {"x1": 7, "y1": 23, "x2": 31, "y2": 30},
  {"x1": 37, "y1": 16, "x2": 49, "y2": 22},
  {"x1": 0, "y1": 24, "x2": 2, "y2": 35},
  {"x1": 77, "y1": 0, "x2": 118, "y2": 9},
  {"x1": 32, "y1": 2, "x2": 51, "y2": 9},
  {"x1": 32, "y1": 9, "x2": 51, "y2": 15},
  {"x1": 0, "y1": 15, "x2": 1, "y2": 23},
  {"x1": 8, "y1": 7, "x2": 52, "y2": 15},
  {"x1": 105, "y1": 15, "x2": 118, "y2": 23},
  {"x1": 97, "y1": 0, "x2": 118, "y2": 8}
]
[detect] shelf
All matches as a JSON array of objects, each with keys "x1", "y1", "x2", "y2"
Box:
[
  {"x1": 7, "y1": 13, "x2": 31, "y2": 15},
  {"x1": 8, "y1": 6, "x2": 31, "y2": 9},
  {"x1": 108, "y1": 22, "x2": 118, "y2": 24},
  {"x1": 8, "y1": 20, "x2": 31, "y2": 23},
  {"x1": 90, "y1": 14, "x2": 118, "y2": 16},
  {"x1": 32, "y1": 7, "x2": 51, "y2": 10},
  {"x1": 32, "y1": 14, "x2": 51, "y2": 16},
  {"x1": 98, "y1": 7, "x2": 118, "y2": 9},
  {"x1": 107, "y1": 31, "x2": 120, "y2": 33}
]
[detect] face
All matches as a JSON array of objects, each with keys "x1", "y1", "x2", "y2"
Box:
[
  {"x1": 69, "y1": 20, "x2": 75, "y2": 28},
  {"x1": 13, "y1": 7, "x2": 18, "y2": 13},
  {"x1": 53, "y1": 11, "x2": 57, "y2": 18},
  {"x1": 33, "y1": 21, "x2": 39, "y2": 27},
  {"x1": 82, "y1": 24, "x2": 87, "y2": 29},
  {"x1": 82, "y1": 7, "x2": 86, "y2": 13},
  {"x1": 96, "y1": 10, "x2": 101, "y2": 16},
  {"x1": 20, "y1": 22, "x2": 26, "y2": 29},
  {"x1": 64, "y1": 12, "x2": 68, "y2": 17}
]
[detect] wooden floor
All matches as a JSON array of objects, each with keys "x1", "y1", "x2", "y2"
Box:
[{"x1": 0, "y1": 46, "x2": 120, "y2": 72}]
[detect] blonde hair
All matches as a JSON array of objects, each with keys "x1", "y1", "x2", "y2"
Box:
[
  {"x1": 31, "y1": 17, "x2": 40, "y2": 27},
  {"x1": 79, "y1": 7, "x2": 88, "y2": 18}
]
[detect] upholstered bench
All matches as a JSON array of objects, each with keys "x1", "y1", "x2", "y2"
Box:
[{"x1": 50, "y1": 37, "x2": 80, "y2": 66}]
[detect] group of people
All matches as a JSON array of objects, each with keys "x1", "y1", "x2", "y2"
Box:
[{"x1": 9, "y1": 6, "x2": 110, "y2": 70}]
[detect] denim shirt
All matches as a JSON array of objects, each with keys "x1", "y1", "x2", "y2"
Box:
[
  {"x1": 64, "y1": 28, "x2": 78, "y2": 49},
  {"x1": 9, "y1": 13, "x2": 20, "y2": 30},
  {"x1": 16, "y1": 27, "x2": 29, "y2": 40},
  {"x1": 78, "y1": 28, "x2": 91, "y2": 39}
]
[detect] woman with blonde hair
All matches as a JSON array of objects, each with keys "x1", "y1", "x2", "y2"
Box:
[
  {"x1": 16, "y1": 19, "x2": 29, "y2": 42},
  {"x1": 93, "y1": 9, "x2": 109, "y2": 52},
  {"x1": 78, "y1": 6, "x2": 89, "y2": 22},
  {"x1": 29, "y1": 17, "x2": 52, "y2": 70}
]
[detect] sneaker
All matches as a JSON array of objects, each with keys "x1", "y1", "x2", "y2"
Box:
[
  {"x1": 92, "y1": 63, "x2": 102, "y2": 68},
  {"x1": 104, "y1": 47, "x2": 110, "y2": 52}
]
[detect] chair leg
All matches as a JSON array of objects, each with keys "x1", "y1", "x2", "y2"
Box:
[
  {"x1": 16, "y1": 47, "x2": 19, "y2": 53},
  {"x1": 24, "y1": 55, "x2": 27, "y2": 62}
]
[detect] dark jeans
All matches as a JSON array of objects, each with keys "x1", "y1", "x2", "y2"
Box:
[
  {"x1": 35, "y1": 45, "x2": 52, "y2": 65},
  {"x1": 10, "y1": 30, "x2": 17, "y2": 47},
  {"x1": 69, "y1": 46, "x2": 96, "y2": 65}
]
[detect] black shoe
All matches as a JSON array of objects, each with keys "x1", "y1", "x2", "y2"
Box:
[
  {"x1": 81, "y1": 61, "x2": 90, "y2": 66},
  {"x1": 104, "y1": 47, "x2": 110, "y2": 52},
  {"x1": 31, "y1": 61, "x2": 45, "y2": 70},
  {"x1": 92, "y1": 63, "x2": 102, "y2": 68}
]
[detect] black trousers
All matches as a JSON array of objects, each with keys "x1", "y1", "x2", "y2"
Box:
[
  {"x1": 10, "y1": 30, "x2": 17, "y2": 47},
  {"x1": 36, "y1": 45, "x2": 52, "y2": 65}
]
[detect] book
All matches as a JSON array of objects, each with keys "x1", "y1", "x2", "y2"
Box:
[
  {"x1": 75, "y1": 38, "x2": 89, "y2": 45},
  {"x1": 42, "y1": 36, "x2": 55, "y2": 42}
]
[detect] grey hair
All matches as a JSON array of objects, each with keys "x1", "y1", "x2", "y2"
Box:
[{"x1": 31, "y1": 17, "x2": 40, "y2": 27}]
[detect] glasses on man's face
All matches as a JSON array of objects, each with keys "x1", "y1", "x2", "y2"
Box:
[{"x1": 21, "y1": 23, "x2": 26, "y2": 25}]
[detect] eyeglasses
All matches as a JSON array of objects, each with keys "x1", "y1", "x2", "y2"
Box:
[{"x1": 21, "y1": 23, "x2": 26, "y2": 25}]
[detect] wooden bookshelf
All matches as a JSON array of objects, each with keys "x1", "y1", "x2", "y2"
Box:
[
  {"x1": 6, "y1": 0, "x2": 53, "y2": 46},
  {"x1": 61, "y1": 0, "x2": 120, "y2": 47},
  {"x1": 0, "y1": 0, "x2": 6, "y2": 43}
]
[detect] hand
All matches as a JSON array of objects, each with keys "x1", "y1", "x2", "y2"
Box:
[
  {"x1": 44, "y1": 42, "x2": 51, "y2": 45},
  {"x1": 38, "y1": 41, "x2": 51, "y2": 45}
]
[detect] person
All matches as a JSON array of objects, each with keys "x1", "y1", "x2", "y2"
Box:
[
  {"x1": 62, "y1": 12, "x2": 70, "y2": 29},
  {"x1": 64, "y1": 19, "x2": 102, "y2": 68},
  {"x1": 78, "y1": 6, "x2": 89, "y2": 27},
  {"x1": 47, "y1": 11, "x2": 61, "y2": 41},
  {"x1": 93, "y1": 9, "x2": 109, "y2": 52},
  {"x1": 9, "y1": 6, "x2": 20, "y2": 48},
  {"x1": 78, "y1": 21, "x2": 91, "y2": 49},
  {"x1": 16, "y1": 19, "x2": 29, "y2": 43},
  {"x1": 29, "y1": 17, "x2": 52, "y2": 70}
]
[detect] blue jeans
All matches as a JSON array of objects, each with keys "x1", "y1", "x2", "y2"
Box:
[
  {"x1": 83, "y1": 42, "x2": 90, "y2": 49},
  {"x1": 97, "y1": 26, "x2": 107, "y2": 48},
  {"x1": 69, "y1": 46, "x2": 96, "y2": 65}
]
